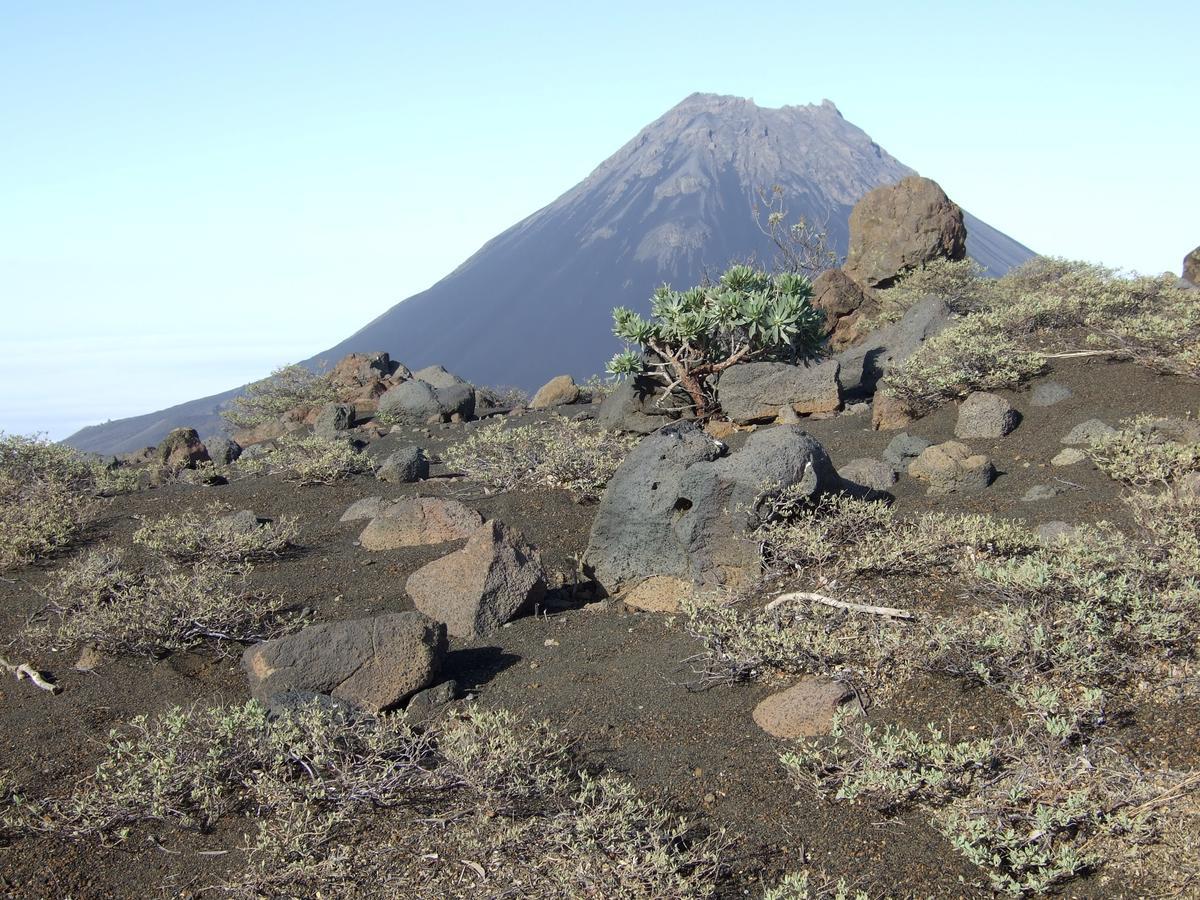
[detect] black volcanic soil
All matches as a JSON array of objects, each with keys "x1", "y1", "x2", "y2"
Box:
[{"x1": 2, "y1": 356, "x2": 1198, "y2": 898}]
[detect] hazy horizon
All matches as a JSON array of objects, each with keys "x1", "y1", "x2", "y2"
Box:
[{"x1": 3, "y1": 2, "x2": 1197, "y2": 440}]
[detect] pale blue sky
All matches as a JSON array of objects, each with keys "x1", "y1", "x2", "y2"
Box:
[{"x1": 2, "y1": 1, "x2": 1197, "y2": 439}]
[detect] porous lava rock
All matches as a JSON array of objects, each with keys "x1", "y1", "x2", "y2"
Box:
[
  {"x1": 586, "y1": 422, "x2": 837, "y2": 591},
  {"x1": 156, "y1": 428, "x2": 210, "y2": 470},
  {"x1": 530, "y1": 375, "x2": 581, "y2": 409},
  {"x1": 358, "y1": 498, "x2": 482, "y2": 550},
  {"x1": 908, "y1": 440, "x2": 995, "y2": 495},
  {"x1": 954, "y1": 392, "x2": 1019, "y2": 439}
]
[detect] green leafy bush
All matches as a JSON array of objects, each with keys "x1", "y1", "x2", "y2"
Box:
[
  {"x1": 442, "y1": 419, "x2": 638, "y2": 501},
  {"x1": 607, "y1": 264, "x2": 823, "y2": 417},
  {"x1": 221, "y1": 364, "x2": 338, "y2": 430}
]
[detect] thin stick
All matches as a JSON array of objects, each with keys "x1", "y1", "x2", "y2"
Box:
[
  {"x1": 765, "y1": 591, "x2": 913, "y2": 620},
  {"x1": 0, "y1": 655, "x2": 60, "y2": 694},
  {"x1": 1041, "y1": 349, "x2": 1129, "y2": 360}
]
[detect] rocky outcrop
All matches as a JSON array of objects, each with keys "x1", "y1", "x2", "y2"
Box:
[
  {"x1": 883, "y1": 433, "x2": 931, "y2": 471},
  {"x1": 908, "y1": 441, "x2": 995, "y2": 495},
  {"x1": 836, "y1": 298, "x2": 950, "y2": 397},
  {"x1": 716, "y1": 360, "x2": 841, "y2": 424},
  {"x1": 844, "y1": 176, "x2": 967, "y2": 290},
  {"x1": 530, "y1": 375, "x2": 581, "y2": 409},
  {"x1": 205, "y1": 435, "x2": 242, "y2": 466},
  {"x1": 241, "y1": 612, "x2": 446, "y2": 713},
  {"x1": 954, "y1": 392, "x2": 1019, "y2": 439},
  {"x1": 329, "y1": 352, "x2": 397, "y2": 389},
  {"x1": 586, "y1": 422, "x2": 838, "y2": 591},
  {"x1": 378, "y1": 378, "x2": 475, "y2": 424},
  {"x1": 314, "y1": 403, "x2": 356, "y2": 440},
  {"x1": 405, "y1": 521, "x2": 546, "y2": 638}
]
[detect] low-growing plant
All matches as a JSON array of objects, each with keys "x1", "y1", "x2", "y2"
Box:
[
  {"x1": 874, "y1": 258, "x2": 1198, "y2": 418},
  {"x1": 442, "y1": 418, "x2": 638, "y2": 500},
  {"x1": 22, "y1": 549, "x2": 291, "y2": 656},
  {"x1": 758, "y1": 494, "x2": 1038, "y2": 579},
  {"x1": 242, "y1": 433, "x2": 375, "y2": 485},
  {"x1": 763, "y1": 869, "x2": 869, "y2": 900},
  {"x1": 132, "y1": 503, "x2": 300, "y2": 563},
  {"x1": 221, "y1": 364, "x2": 338, "y2": 430},
  {"x1": 1088, "y1": 415, "x2": 1200, "y2": 486},
  {"x1": 476, "y1": 384, "x2": 531, "y2": 409},
  {"x1": 607, "y1": 264, "x2": 824, "y2": 417},
  {"x1": 11, "y1": 700, "x2": 727, "y2": 898},
  {"x1": 880, "y1": 319, "x2": 1046, "y2": 415}
]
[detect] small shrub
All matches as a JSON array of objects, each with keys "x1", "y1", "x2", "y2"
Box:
[
  {"x1": 258, "y1": 433, "x2": 375, "y2": 485},
  {"x1": 23, "y1": 549, "x2": 290, "y2": 656},
  {"x1": 782, "y1": 711, "x2": 1002, "y2": 812},
  {"x1": 869, "y1": 258, "x2": 991, "y2": 326},
  {"x1": 764, "y1": 869, "x2": 869, "y2": 900},
  {"x1": 758, "y1": 494, "x2": 1037, "y2": 579},
  {"x1": 880, "y1": 319, "x2": 1046, "y2": 415},
  {"x1": 607, "y1": 264, "x2": 824, "y2": 417},
  {"x1": 132, "y1": 503, "x2": 299, "y2": 563},
  {"x1": 1088, "y1": 415, "x2": 1200, "y2": 486},
  {"x1": 221, "y1": 364, "x2": 337, "y2": 430},
  {"x1": 442, "y1": 419, "x2": 638, "y2": 500}
]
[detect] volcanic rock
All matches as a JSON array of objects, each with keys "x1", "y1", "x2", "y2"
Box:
[
  {"x1": 241, "y1": 612, "x2": 446, "y2": 713},
  {"x1": 716, "y1": 360, "x2": 841, "y2": 424},
  {"x1": 844, "y1": 176, "x2": 967, "y2": 289}
]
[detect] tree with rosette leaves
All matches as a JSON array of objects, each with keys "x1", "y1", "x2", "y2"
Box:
[{"x1": 607, "y1": 264, "x2": 825, "y2": 419}]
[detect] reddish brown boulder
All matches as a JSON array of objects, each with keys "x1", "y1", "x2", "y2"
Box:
[
  {"x1": 810, "y1": 268, "x2": 873, "y2": 348},
  {"x1": 156, "y1": 428, "x2": 210, "y2": 470},
  {"x1": 1184, "y1": 245, "x2": 1200, "y2": 287},
  {"x1": 405, "y1": 520, "x2": 546, "y2": 638},
  {"x1": 871, "y1": 393, "x2": 915, "y2": 431},
  {"x1": 844, "y1": 176, "x2": 967, "y2": 289},
  {"x1": 752, "y1": 677, "x2": 857, "y2": 739},
  {"x1": 358, "y1": 498, "x2": 482, "y2": 550}
]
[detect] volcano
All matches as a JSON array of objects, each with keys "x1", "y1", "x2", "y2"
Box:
[{"x1": 66, "y1": 93, "x2": 1032, "y2": 455}]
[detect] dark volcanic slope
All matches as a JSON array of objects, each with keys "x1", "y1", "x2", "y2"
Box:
[
  {"x1": 66, "y1": 94, "x2": 1033, "y2": 455},
  {"x1": 317, "y1": 94, "x2": 1032, "y2": 389}
]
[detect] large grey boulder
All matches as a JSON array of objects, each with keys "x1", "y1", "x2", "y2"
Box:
[
  {"x1": 839, "y1": 458, "x2": 897, "y2": 492},
  {"x1": 205, "y1": 435, "x2": 242, "y2": 466},
  {"x1": 835, "y1": 297, "x2": 950, "y2": 395},
  {"x1": 954, "y1": 392, "x2": 1019, "y2": 439},
  {"x1": 843, "y1": 176, "x2": 967, "y2": 290},
  {"x1": 413, "y1": 365, "x2": 469, "y2": 389},
  {"x1": 1062, "y1": 419, "x2": 1116, "y2": 446},
  {"x1": 597, "y1": 374, "x2": 683, "y2": 434},
  {"x1": 242, "y1": 612, "x2": 446, "y2": 713},
  {"x1": 716, "y1": 360, "x2": 841, "y2": 424},
  {"x1": 405, "y1": 520, "x2": 546, "y2": 638},
  {"x1": 379, "y1": 379, "x2": 475, "y2": 423},
  {"x1": 314, "y1": 403, "x2": 356, "y2": 439},
  {"x1": 586, "y1": 422, "x2": 838, "y2": 591}
]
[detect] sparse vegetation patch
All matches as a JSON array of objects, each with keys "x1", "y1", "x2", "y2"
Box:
[
  {"x1": 4, "y1": 701, "x2": 726, "y2": 898},
  {"x1": 221, "y1": 364, "x2": 338, "y2": 430},
  {"x1": 442, "y1": 418, "x2": 638, "y2": 501},
  {"x1": 22, "y1": 549, "x2": 290, "y2": 656},
  {"x1": 132, "y1": 503, "x2": 300, "y2": 563}
]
